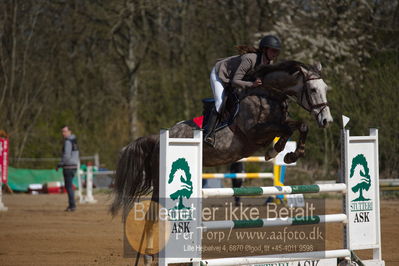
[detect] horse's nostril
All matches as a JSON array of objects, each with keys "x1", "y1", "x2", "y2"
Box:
[{"x1": 323, "y1": 119, "x2": 328, "y2": 126}]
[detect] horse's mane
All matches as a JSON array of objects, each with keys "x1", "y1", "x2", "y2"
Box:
[
  {"x1": 254, "y1": 60, "x2": 310, "y2": 78},
  {"x1": 251, "y1": 60, "x2": 322, "y2": 91}
]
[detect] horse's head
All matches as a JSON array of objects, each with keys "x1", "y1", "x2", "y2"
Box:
[
  {"x1": 254, "y1": 60, "x2": 333, "y2": 128},
  {"x1": 296, "y1": 62, "x2": 333, "y2": 128}
]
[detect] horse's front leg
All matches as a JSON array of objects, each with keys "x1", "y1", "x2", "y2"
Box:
[
  {"x1": 263, "y1": 123, "x2": 293, "y2": 161},
  {"x1": 264, "y1": 135, "x2": 291, "y2": 161},
  {"x1": 283, "y1": 121, "x2": 308, "y2": 164}
]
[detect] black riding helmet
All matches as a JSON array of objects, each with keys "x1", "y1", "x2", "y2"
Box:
[{"x1": 259, "y1": 35, "x2": 282, "y2": 50}]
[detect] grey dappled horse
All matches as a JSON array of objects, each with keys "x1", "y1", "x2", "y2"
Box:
[{"x1": 110, "y1": 60, "x2": 333, "y2": 216}]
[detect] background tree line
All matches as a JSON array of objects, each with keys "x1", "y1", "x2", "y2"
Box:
[{"x1": 0, "y1": 0, "x2": 398, "y2": 180}]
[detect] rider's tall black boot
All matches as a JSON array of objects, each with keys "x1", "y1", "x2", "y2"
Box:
[{"x1": 204, "y1": 109, "x2": 219, "y2": 146}]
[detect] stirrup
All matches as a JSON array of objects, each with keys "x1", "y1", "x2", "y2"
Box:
[{"x1": 204, "y1": 133, "x2": 215, "y2": 146}]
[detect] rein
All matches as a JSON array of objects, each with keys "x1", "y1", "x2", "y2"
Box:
[
  {"x1": 239, "y1": 67, "x2": 329, "y2": 122},
  {"x1": 262, "y1": 73, "x2": 329, "y2": 121}
]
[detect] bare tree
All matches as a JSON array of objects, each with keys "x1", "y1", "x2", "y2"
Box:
[
  {"x1": 0, "y1": 0, "x2": 56, "y2": 160},
  {"x1": 111, "y1": 0, "x2": 151, "y2": 140}
]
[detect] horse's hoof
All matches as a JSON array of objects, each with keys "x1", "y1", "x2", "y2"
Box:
[{"x1": 284, "y1": 152, "x2": 297, "y2": 164}]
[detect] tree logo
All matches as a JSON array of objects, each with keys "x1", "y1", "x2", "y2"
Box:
[
  {"x1": 350, "y1": 154, "x2": 371, "y2": 202},
  {"x1": 168, "y1": 158, "x2": 193, "y2": 210}
]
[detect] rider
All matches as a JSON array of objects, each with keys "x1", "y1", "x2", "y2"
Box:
[{"x1": 204, "y1": 35, "x2": 282, "y2": 145}]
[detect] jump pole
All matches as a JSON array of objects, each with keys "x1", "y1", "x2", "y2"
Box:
[
  {"x1": 202, "y1": 183, "x2": 347, "y2": 198},
  {"x1": 203, "y1": 214, "x2": 348, "y2": 230},
  {"x1": 202, "y1": 172, "x2": 273, "y2": 179},
  {"x1": 202, "y1": 157, "x2": 275, "y2": 180}
]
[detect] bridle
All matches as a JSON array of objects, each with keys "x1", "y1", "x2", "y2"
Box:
[
  {"x1": 255, "y1": 67, "x2": 329, "y2": 120},
  {"x1": 299, "y1": 72, "x2": 329, "y2": 119}
]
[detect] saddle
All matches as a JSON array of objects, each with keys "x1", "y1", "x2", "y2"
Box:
[
  {"x1": 201, "y1": 93, "x2": 240, "y2": 133},
  {"x1": 188, "y1": 88, "x2": 288, "y2": 133},
  {"x1": 185, "y1": 93, "x2": 239, "y2": 132}
]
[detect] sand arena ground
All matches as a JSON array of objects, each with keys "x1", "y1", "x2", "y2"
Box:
[{"x1": 0, "y1": 193, "x2": 398, "y2": 265}]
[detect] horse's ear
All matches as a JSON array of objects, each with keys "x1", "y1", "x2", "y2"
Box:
[
  {"x1": 315, "y1": 62, "x2": 322, "y2": 72},
  {"x1": 293, "y1": 71, "x2": 301, "y2": 79},
  {"x1": 298, "y1": 66, "x2": 308, "y2": 76}
]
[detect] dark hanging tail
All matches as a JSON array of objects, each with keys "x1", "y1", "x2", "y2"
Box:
[{"x1": 110, "y1": 135, "x2": 158, "y2": 217}]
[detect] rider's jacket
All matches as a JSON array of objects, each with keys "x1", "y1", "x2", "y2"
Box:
[{"x1": 215, "y1": 52, "x2": 273, "y2": 89}]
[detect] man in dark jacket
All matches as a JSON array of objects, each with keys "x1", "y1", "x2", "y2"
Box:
[{"x1": 58, "y1": 126, "x2": 80, "y2": 212}]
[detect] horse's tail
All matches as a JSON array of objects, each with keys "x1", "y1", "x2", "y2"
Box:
[{"x1": 110, "y1": 135, "x2": 158, "y2": 217}]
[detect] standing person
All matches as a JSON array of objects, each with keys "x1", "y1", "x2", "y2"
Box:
[
  {"x1": 57, "y1": 126, "x2": 80, "y2": 212},
  {"x1": 229, "y1": 162, "x2": 245, "y2": 206},
  {"x1": 204, "y1": 35, "x2": 282, "y2": 145}
]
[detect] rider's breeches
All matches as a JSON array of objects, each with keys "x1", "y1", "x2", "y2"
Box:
[{"x1": 210, "y1": 67, "x2": 225, "y2": 113}]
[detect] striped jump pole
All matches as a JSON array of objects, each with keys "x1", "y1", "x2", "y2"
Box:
[
  {"x1": 200, "y1": 249, "x2": 351, "y2": 266},
  {"x1": 202, "y1": 172, "x2": 273, "y2": 179},
  {"x1": 237, "y1": 156, "x2": 272, "y2": 163},
  {"x1": 202, "y1": 214, "x2": 347, "y2": 230},
  {"x1": 203, "y1": 156, "x2": 275, "y2": 179},
  {"x1": 379, "y1": 178, "x2": 399, "y2": 191},
  {"x1": 202, "y1": 183, "x2": 347, "y2": 198}
]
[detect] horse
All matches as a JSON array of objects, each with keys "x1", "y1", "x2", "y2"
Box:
[{"x1": 110, "y1": 60, "x2": 333, "y2": 216}]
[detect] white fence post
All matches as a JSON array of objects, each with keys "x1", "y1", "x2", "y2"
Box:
[
  {"x1": 343, "y1": 122, "x2": 383, "y2": 264},
  {"x1": 77, "y1": 162, "x2": 84, "y2": 203},
  {"x1": 94, "y1": 153, "x2": 100, "y2": 169},
  {"x1": 83, "y1": 163, "x2": 97, "y2": 204},
  {"x1": 0, "y1": 182, "x2": 7, "y2": 211},
  {"x1": 158, "y1": 130, "x2": 203, "y2": 266}
]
